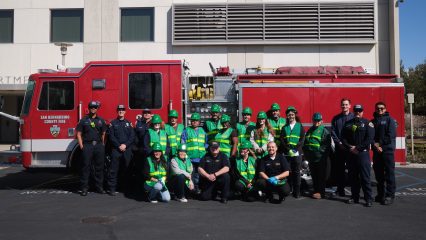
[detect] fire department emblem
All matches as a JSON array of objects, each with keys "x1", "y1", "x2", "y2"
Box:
[{"x1": 50, "y1": 125, "x2": 60, "y2": 137}]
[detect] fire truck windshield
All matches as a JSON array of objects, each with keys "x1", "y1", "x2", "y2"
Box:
[{"x1": 21, "y1": 79, "x2": 35, "y2": 116}]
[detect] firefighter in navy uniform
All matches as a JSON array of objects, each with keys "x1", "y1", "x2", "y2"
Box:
[
  {"x1": 76, "y1": 101, "x2": 108, "y2": 196},
  {"x1": 106, "y1": 105, "x2": 135, "y2": 196},
  {"x1": 371, "y1": 102, "x2": 397, "y2": 205},
  {"x1": 342, "y1": 104, "x2": 375, "y2": 207}
]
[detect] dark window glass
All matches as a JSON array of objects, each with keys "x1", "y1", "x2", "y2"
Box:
[
  {"x1": 121, "y1": 8, "x2": 154, "y2": 42},
  {"x1": 38, "y1": 81, "x2": 74, "y2": 110},
  {"x1": 129, "y1": 73, "x2": 162, "y2": 109},
  {"x1": 21, "y1": 80, "x2": 35, "y2": 115},
  {"x1": 0, "y1": 10, "x2": 13, "y2": 43},
  {"x1": 51, "y1": 9, "x2": 83, "y2": 42}
]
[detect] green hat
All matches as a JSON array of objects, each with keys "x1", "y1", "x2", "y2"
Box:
[
  {"x1": 240, "y1": 141, "x2": 252, "y2": 149},
  {"x1": 168, "y1": 109, "x2": 178, "y2": 118},
  {"x1": 312, "y1": 112, "x2": 323, "y2": 121},
  {"x1": 211, "y1": 104, "x2": 221, "y2": 113},
  {"x1": 257, "y1": 111, "x2": 267, "y2": 119},
  {"x1": 221, "y1": 114, "x2": 231, "y2": 123},
  {"x1": 242, "y1": 107, "x2": 252, "y2": 115},
  {"x1": 152, "y1": 142, "x2": 162, "y2": 151},
  {"x1": 190, "y1": 113, "x2": 201, "y2": 121},
  {"x1": 152, "y1": 114, "x2": 162, "y2": 124},
  {"x1": 271, "y1": 103, "x2": 280, "y2": 111},
  {"x1": 286, "y1": 106, "x2": 297, "y2": 114},
  {"x1": 178, "y1": 144, "x2": 187, "y2": 152}
]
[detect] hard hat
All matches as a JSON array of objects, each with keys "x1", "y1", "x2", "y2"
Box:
[
  {"x1": 221, "y1": 114, "x2": 231, "y2": 123},
  {"x1": 240, "y1": 141, "x2": 252, "y2": 149},
  {"x1": 271, "y1": 103, "x2": 280, "y2": 111},
  {"x1": 353, "y1": 104, "x2": 364, "y2": 112},
  {"x1": 152, "y1": 142, "x2": 162, "y2": 151},
  {"x1": 151, "y1": 114, "x2": 162, "y2": 124},
  {"x1": 286, "y1": 106, "x2": 297, "y2": 114},
  {"x1": 169, "y1": 109, "x2": 178, "y2": 118},
  {"x1": 242, "y1": 107, "x2": 253, "y2": 115},
  {"x1": 312, "y1": 112, "x2": 322, "y2": 121},
  {"x1": 178, "y1": 144, "x2": 187, "y2": 152},
  {"x1": 88, "y1": 101, "x2": 99, "y2": 109},
  {"x1": 257, "y1": 111, "x2": 267, "y2": 119},
  {"x1": 211, "y1": 104, "x2": 221, "y2": 113},
  {"x1": 190, "y1": 113, "x2": 201, "y2": 121},
  {"x1": 116, "y1": 104, "x2": 126, "y2": 111}
]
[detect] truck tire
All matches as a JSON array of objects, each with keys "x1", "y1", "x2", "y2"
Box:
[{"x1": 68, "y1": 147, "x2": 82, "y2": 175}]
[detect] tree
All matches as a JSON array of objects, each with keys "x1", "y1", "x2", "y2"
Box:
[{"x1": 401, "y1": 60, "x2": 426, "y2": 115}]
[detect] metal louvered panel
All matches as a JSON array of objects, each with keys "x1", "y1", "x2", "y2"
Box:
[{"x1": 172, "y1": 2, "x2": 375, "y2": 45}]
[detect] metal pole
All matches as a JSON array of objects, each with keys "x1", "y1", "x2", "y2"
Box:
[
  {"x1": 410, "y1": 103, "x2": 414, "y2": 159},
  {"x1": 62, "y1": 54, "x2": 65, "y2": 66}
]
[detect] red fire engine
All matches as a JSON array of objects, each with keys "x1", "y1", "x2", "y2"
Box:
[{"x1": 15, "y1": 60, "x2": 405, "y2": 168}]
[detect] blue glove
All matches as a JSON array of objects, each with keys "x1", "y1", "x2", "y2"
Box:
[
  {"x1": 267, "y1": 177, "x2": 274, "y2": 184},
  {"x1": 268, "y1": 177, "x2": 278, "y2": 185}
]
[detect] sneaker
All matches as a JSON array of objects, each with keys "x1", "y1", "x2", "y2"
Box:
[
  {"x1": 383, "y1": 197, "x2": 394, "y2": 205},
  {"x1": 150, "y1": 200, "x2": 158, "y2": 204},
  {"x1": 177, "y1": 198, "x2": 188, "y2": 203}
]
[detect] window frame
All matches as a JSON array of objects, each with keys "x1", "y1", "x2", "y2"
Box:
[
  {"x1": 128, "y1": 72, "x2": 163, "y2": 110},
  {"x1": 50, "y1": 8, "x2": 84, "y2": 43},
  {"x1": 37, "y1": 80, "x2": 75, "y2": 111},
  {"x1": 0, "y1": 9, "x2": 14, "y2": 43},
  {"x1": 120, "y1": 7, "x2": 155, "y2": 42}
]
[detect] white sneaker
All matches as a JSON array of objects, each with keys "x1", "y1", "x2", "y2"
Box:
[
  {"x1": 177, "y1": 198, "x2": 188, "y2": 203},
  {"x1": 150, "y1": 200, "x2": 158, "y2": 203}
]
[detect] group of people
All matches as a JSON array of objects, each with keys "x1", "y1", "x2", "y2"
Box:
[{"x1": 76, "y1": 99, "x2": 397, "y2": 207}]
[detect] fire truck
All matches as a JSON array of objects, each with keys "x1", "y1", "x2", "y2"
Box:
[{"x1": 9, "y1": 60, "x2": 405, "y2": 169}]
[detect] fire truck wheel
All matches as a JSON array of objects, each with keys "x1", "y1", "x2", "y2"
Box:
[{"x1": 68, "y1": 147, "x2": 82, "y2": 175}]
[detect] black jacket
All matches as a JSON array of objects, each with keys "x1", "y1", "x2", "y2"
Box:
[{"x1": 371, "y1": 112, "x2": 397, "y2": 152}]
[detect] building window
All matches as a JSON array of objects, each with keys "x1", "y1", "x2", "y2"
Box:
[
  {"x1": 0, "y1": 10, "x2": 13, "y2": 43},
  {"x1": 38, "y1": 81, "x2": 74, "y2": 110},
  {"x1": 51, "y1": 9, "x2": 83, "y2": 42},
  {"x1": 129, "y1": 73, "x2": 162, "y2": 109},
  {"x1": 121, "y1": 8, "x2": 154, "y2": 42}
]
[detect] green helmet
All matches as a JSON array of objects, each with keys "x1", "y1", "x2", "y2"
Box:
[
  {"x1": 240, "y1": 141, "x2": 252, "y2": 149},
  {"x1": 221, "y1": 114, "x2": 231, "y2": 123},
  {"x1": 178, "y1": 144, "x2": 187, "y2": 152},
  {"x1": 312, "y1": 112, "x2": 322, "y2": 121},
  {"x1": 168, "y1": 109, "x2": 178, "y2": 118},
  {"x1": 271, "y1": 103, "x2": 280, "y2": 111},
  {"x1": 286, "y1": 106, "x2": 297, "y2": 114},
  {"x1": 211, "y1": 104, "x2": 221, "y2": 113},
  {"x1": 190, "y1": 113, "x2": 201, "y2": 121},
  {"x1": 152, "y1": 114, "x2": 162, "y2": 124},
  {"x1": 152, "y1": 142, "x2": 162, "y2": 151},
  {"x1": 242, "y1": 107, "x2": 252, "y2": 115},
  {"x1": 257, "y1": 111, "x2": 267, "y2": 119}
]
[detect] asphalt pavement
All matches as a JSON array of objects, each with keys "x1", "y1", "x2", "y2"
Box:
[{"x1": 0, "y1": 164, "x2": 425, "y2": 240}]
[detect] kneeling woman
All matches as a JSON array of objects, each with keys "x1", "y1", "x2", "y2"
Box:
[
  {"x1": 169, "y1": 144, "x2": 194, "y2": 202},
  {"x1": 232, "y1": 141, "x2": 257, "y2": 201},
  {"x1": 143, "y1": 142, "x2": 171, "y2": 203}
]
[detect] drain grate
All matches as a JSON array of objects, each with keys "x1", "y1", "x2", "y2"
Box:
[{"x1": 81, "y1": 216, "x2": 116, "y2": 224}]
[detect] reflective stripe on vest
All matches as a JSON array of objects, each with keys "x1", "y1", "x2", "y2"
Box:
[
  {"x1": 148, "y1": 128, "x2": 168, "y2": 155},
  {"x1": 254, "y1": 128, "x2": 270, "y2": 157},
  {"x1": 186, "y1": 127, "x2": 207, "y2": 159},
  {"x1": 236, "y1": 156, "x2": 256, "y2": 183},
  {"x1": 282, "y1": 122, "x2": 302, "y2": 148},
  {"x1": 206, "y1": 120, "x2": 222, "y2": 141},
  {"x1": 165, "y1": 123, "x2": 184, "y2": 155},
  {"x1": 305, "y1": 125, "x2": 325, "y2": 152},
  {"x1": 214, "y1": 128, "x2": 233, "y2": 156},
  {"x1": 269, "y1": 118, "x2": 286, "y2": 145},
  {"x1": 145, "y1": 156, "x2": 167, "y2": 187},
  {"x1": 236, "y1": 122, "x2": 256, "y2": 147}
]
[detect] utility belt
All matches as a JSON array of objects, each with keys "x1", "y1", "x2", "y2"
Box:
[{"x1": 83, "y1": 140, "x2": 102, "y2": 146}]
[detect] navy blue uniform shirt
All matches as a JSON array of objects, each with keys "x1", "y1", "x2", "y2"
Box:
[
  {"x1": 342, "y1": 117, "x2": 375, "y2": 152},
  {"x1": 371, "y1": 112, "x2": 397, "y2": 152},
  {"x1": 76, "y1": 116, "x2": 107, "y2": 142},
  {"x1": 108, "y1": 118, "x2": 135, "y2": 149},
  {"x1": 331, "y1": 112, "x2": 354, "y2": 145}
]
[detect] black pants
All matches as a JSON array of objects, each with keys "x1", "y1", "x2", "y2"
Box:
[
  {"x1": 234, "y1": 180, "x2": 257, "y2": 201},
  {"x1": 80, "y1": 143, "x2": 105, "y2": 191},
  {"x1": 168, "y1": 174, "x2": 190, "y2": 199},
  {"x1": 332, "y1": 147, "x2": 348, "y2": 193},
  {"x1": 199, "y1": 173, "x2": 230, "y2": 201},
  {"x1": 256, "y1": 179, "x2": 290, "y2": 200},
  {"x1": 348, "y1": 151, "x2": 372, "y2": 201},
  {"x1": 373, "y1": 151, "x2": 396, "y2": 199},
  {"x1": 288, "y1": 155, "x2": 301, "y2": 196},
  {"x1": 107, "y1": 148, "x2": 133, "y2": 192},
  {"x1": 309, "y1": 159, "x2": 327, "y2": 196}
]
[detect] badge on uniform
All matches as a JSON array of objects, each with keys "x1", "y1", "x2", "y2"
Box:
[
  {"x1": 352, "y1": 125, "x2": 358, "y2": 132},
  {"x1": 126, "y1": 122, "x2": 130, "y2": 127},
  {"x1": 369, "y1": 122, "x2": 375, "y2": 128},
  {"x1": 90, "y1": 122, "x2": 95, "y2": 128}
]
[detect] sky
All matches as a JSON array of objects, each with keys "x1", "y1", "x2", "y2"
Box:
[{"x1": 399, "y1": 0, "x2": 426, "y2": 69}]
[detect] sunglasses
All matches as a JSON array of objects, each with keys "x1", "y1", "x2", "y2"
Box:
[{"x1": 376, "y1": 107, "x2": 385, "y2": 110}]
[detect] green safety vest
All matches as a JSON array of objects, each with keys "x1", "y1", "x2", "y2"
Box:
[
  {"x1": 236, "y1": 121, "x2": 256, "y2": 148},
  {"x1": 172, "y1": 157, "x2": 192, "y2": 187},
  {"x1": 186, "y1": 127, "x2": 207, "y2": 159},
  {"x1": 214, "y1": 128, "x2": 233, "y2": 157},
  {"x1": 254, "y1": 128, "x2": 270, "y2": 158},
  {"x1": 282, "y1": 122, "x2": 302, "y2": 149},
  {"x1": 165, "y1": 123, "x2": 184, "y2": 156},
  {"x1": 304, "y1": 126, "x2": 326, "y2": 162},
  {"x1": 269, "y1": 117, "x2": 286, "y2": 145},
  {"x1": 145, "y1": 156, "x2": 167, "y2": 187},
  {"x1": 235, "y1": 156, "x2": 256, "y2": 187},
  {"x1": 148, "y1": 128, "x2": 167, "y2": 155},
  {"x1": 206, "y1": 119, "x2": 222, "y2": 142}
]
